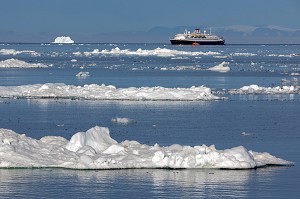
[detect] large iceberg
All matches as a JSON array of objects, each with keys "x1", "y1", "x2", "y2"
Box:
[
  {"x1": 53, "y1": 36, "x2": 74, "y2": 44},
  {"x1": 0, "y1": 126, "x2": 293, "y2": 169},
  {"x1": 0, "y1": 83, "x2": 222, "y2": 101}
]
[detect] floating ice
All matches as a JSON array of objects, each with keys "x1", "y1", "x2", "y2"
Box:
[
  {"x1": 268, "y1": 53, "x2": 300, "y2": 58},
  {"x1": 232, "y1": 53, "x2": 257, "y2": 57},
  {"x1": 160, "y1": 66, "x2": 201, "y2": 71},
  {"x1": 229, "y1": 84, "x2": 298, "y2": 94},
  {"x1": 76, "y1": 71, "x2": 90, "y2": 78},
  {"x1": 0, "y1": 83, "x2": 222, "y2": 101},
  {"x1": 291, "y1": 72, "x2": 300, "y2": 76},
  {"x1": 0, "y1": 49, "x2": 40, "y2": 56},
  {"x1": 0, "y1": 58, "x2": 48, "y2": 68},
  {"x1": 112, "y1": 117, "x2": 136, "y2": 125},
  {"x1": 53, "y1": 36, "x2": 74, "y2": 44},
  {"x1": 75, "y1": 47, "x2": 220, "y2": 57},
  {"x1": 207, "y1": 62, "x2": 230, "y2": 73},
  {"x1": 0, "y1": 126, "x2": 293, "y2": 169}
]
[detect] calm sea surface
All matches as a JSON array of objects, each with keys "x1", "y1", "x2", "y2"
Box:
[{"x1": 0, "y1": 43, "x2": 299, "y2": 198}]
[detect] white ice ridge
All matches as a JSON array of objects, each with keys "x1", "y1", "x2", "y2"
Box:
[
  {"x1": 229, "y1": 84, "x2": 298, "y2": 94},
  {"x1": 207, "y1": 61, "x2": 230, "y2": 73},
  {"x1": 53, "y1": 36, "x2": 74, "y2": 44},
  {"x1": 0, "y1": 49, "x2": 40, "y2": 56},
  {"x1": 0, "y1": 58, "x2": 48, "y2": 68},
  {"x1": 0, "y1": 126, "x2": 293, "y2": 169},
  {"x1": 74, "y1": 47, "x2": 220, "y2": 57},
  {"x1": 0, "y1": 83, "x2": 222, "y2": 101}
]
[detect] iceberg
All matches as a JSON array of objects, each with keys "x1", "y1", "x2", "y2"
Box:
[
  {"x1": 0, "y1": 83, "x2": 223, "y2": 101},
  {"x1": 0, "y1": 126, "x2": 293, "y2": 169},
  {"x1": 0, "y1": 58, "x2": 48, "y2": 68},
  {"x1": 53, "y1": 36, "x2": 74, "y2": 44}
]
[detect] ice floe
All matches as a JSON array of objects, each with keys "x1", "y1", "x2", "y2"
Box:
[
  {"x1": 160, "y1": 66, "x2": 201, "y2": 71},
  {"x1": 53, "y1": 36, "x2": 74, "y2": 44},
  {"x1": 160, "y1": 62, "x2": 230, "y2": 72},
  {"x1": 0, "y1": 83, "x2": 222, "y2": 101},
  {"x1": 0, "y1": 58, "x2": 48, "y2": 68},
  {"x1": 229, "y1": 85, "x2": 298, "y2": 94},
  {"x1": 74, "y1": 47, "x2": 220, "y2": 57},
  {"x1": 0, "y1": 49, "x2": 40, "y2": 56},
  {"x1": 207, "y1": 61, "x2": 230, "y2": 73},
  {"x1": 111, "y1": 117, "x2": 136, "y2": 125},
  {"x1": 0, "y1": 126, "x2": 293, "y2": 169},
  {"x1": 76, "y1": 71, "x2": 90, "y2": 78},
  {"x1": 231, "y1": 53, "x2": 257, "y2": 57}
]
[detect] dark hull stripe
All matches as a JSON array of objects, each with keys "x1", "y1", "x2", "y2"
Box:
[{"x1": 170, "y1": 39, "x2": 225, "y2": 45}]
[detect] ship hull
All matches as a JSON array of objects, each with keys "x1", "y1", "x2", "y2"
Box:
[{"x1": 170, "y1": 39, "x2": 225, "y2": 45}]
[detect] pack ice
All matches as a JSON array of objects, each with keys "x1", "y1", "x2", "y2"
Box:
[{"x1": 0, "y1": 83, "x2": 222, "y2": 101}]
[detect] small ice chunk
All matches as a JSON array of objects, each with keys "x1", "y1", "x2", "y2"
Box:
[
  {"x1": 76, "y1": 71, "x2": 90, "y2": 78},
  {"x1": 207, "y1": 61, "x2": 230, "y2": 73},
  {"x1": 111, "y1": 117, "x2": 136, "y2": 125}
]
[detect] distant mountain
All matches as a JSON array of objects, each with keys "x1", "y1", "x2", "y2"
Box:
[
  {"x1": 1, "y1": 25, "x2": 299, "y2": 44},
  {"x1": 213, "y1": 25, "x2": 300, "y2": 44},
  {"x1": 91, "y1": 25, "x2": 300, "y2": 44}
]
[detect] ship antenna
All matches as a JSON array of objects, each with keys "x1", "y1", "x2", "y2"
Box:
[{"x1": 210, "y1": 27, "x2": 212, "y2": 35}]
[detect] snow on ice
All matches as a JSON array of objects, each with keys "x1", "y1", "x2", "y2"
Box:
[
  {"x1": 0, "y1": 58, "x2": 48, "y2": 68},
  {"x1": 53, "y1": 36, "x2": 74, "y2": 44},
  {"x1": 0, "y1": 126, "x2": 293, "y2": 169},
  {"x1": 0, "y1": 83, "x2": 222, "y2": 101}
]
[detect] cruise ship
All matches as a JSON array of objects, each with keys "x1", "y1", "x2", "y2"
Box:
[{"x1": 170, "y1": 28, "x2": 225, "y2": 45}]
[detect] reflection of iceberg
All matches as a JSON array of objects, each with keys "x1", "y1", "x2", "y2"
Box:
[
  {"x1": 0, "y1": 83, "x2": 222, "y2": 101},
  {"x1": 53, "y1": 36, "x2": 74, "y2": 44},
  {"x1": 0, "y1": 167, "x2": 288, "y2": 198},
  {"x1": 0, "y1": 126, "x2": 293, "y2": 169}
]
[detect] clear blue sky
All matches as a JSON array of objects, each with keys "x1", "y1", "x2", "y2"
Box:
[{"x1": 1, "y1": 0, "x2": 300, "y2": 42}]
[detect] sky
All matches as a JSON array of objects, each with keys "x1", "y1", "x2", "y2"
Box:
[{"x1": 0, "y1": 0, "x2": 300, "y2": 42}]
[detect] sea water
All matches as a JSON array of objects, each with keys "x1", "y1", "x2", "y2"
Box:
[{"x1": 0, "y1": 43, "x2": 300, "y2": 198}]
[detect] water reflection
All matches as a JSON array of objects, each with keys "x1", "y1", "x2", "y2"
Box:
[
  {"x1": 0, "y1": 167, "x2": 286, "y2": 198},
  {"x1": 24, "y1": 98, "x2": 213, "y2": 109}
]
